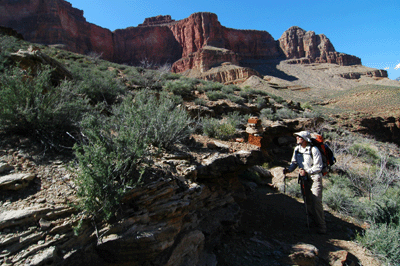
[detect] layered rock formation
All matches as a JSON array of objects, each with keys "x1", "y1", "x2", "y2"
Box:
[
  {"x1": 0, "y1": 138, "x2": 265, "y2": 265},
  {"x1": 278, "y1": 26, "x2": 361, "y2": 66},
  {"x1": 0, "y1": 0, "x2": 370, "y2": 81},
  {"x1": 0, "y1": 0, "x2": 115, "y2": 60}
]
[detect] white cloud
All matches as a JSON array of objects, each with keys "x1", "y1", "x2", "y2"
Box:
[
  {"x1": 395, "y1": 63, "x2": 400, "y2": 70},
  {"x1": 384, "y1": 67, "x2": 390, "y2": 70}
]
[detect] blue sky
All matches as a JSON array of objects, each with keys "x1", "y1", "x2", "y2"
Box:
[{"x1": 67, "y1": 0, "x2": 400, "y2": 79}]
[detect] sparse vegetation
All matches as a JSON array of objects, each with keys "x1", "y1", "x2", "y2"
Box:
[
  {"x1": 320, "y1": 130, "x2": 400, "y2": 264},
  {"x1": 1, "y1": 32, "x2": 400, "y2": 265},
  {"x1": 0, "y1": 66, "x2": 90, "y2": 150},
  {"x1": 201, "y1": 116, "x2": 238, "y2": 140},
  {"x1": 73, "y1": 90, "x2": 194, "y2": 220}
]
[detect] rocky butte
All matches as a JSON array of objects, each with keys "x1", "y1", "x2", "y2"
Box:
[{"x1": 0, "y1": 0, "x2": 374, "y2": 81}]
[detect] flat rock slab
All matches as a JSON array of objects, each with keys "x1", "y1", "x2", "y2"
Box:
[
  {"x1": 288, "y1": 243, "x2": 319, "y2": 266},
  {"x1": 0, "y1": 162, "x2": 14, "y2": 174},
  {"x1": 0, "y1": 173, "x2": 36, "y2": 190}
]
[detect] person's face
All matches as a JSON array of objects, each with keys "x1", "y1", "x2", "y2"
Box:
[{"x1": 296, "y1": 136, "x2": 304, "y2": 145}]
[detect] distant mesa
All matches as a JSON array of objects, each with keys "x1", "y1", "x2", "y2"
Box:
[
  {"x1": 138, "y1": 15, "x2": 175, "y2": 27},
  {"x1": 0, "y1": 0, "x2": 385, "y2": 83}
]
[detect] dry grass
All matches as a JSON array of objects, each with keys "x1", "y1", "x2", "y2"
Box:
[{"x1": 324, "y1": 84, "x2": 400, "y2": 117}]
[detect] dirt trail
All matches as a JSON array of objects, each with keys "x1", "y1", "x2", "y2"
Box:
[{"x1": 214, "y1": 185, "x2": 381, "y2": 265}]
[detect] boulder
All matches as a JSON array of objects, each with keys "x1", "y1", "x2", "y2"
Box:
[
  {"x1": 269, "y1": 167, "x2": 286, "y2": 192},
  {"x1": 328, "y1": 250, "x2": 353, "y2": 266},
  {"x1": 288, "y1": 243, "x2": 319, "y2": 266},
  {"x1": 0, "y1": 173, "x2": 36, "y2": 191},
  {"x1": 10, "y1": 46, "x2": 73, "y2": 84},
  {"x1": 0, "y1": 162, "x2": 13, "y2": 174},
  {"x1": 166, "y1": 230, "x2": 205, "y2": 266}
]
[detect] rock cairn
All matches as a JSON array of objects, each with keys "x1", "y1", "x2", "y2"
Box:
[{"x1": 246, "y1": 117, "x2": 267, "y2": 149}]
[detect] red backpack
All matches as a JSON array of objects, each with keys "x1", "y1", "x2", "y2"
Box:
[{"x1": 310, "y1": 133, "x2": 336, "y2": 176}]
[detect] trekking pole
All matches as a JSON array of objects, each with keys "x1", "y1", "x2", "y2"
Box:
[
  {"x1": 299, "y1": 175, "x2": 310, "y2": 232},
  {"x1": 284, "y1": 173, "x2": 286, "y2": 194},
  {"x1": 283, "y1": 172, "x2": 286, "y2": 229}
]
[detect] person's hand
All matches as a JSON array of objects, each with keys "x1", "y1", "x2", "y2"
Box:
[{"x1": 299, "y1": 168, "x2": 307, "y2": 176}]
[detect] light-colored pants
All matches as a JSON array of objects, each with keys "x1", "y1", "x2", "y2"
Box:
[{"x1": 307, "y1": 173, "x2": 326, "y2": 231}]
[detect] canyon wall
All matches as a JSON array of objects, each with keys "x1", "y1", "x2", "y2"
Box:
[
  {"x1": 0, "y1": 0, "x2": 115, "y2": 60},
  {"x1": 278, "y1": 26, "x2": 361, "y2": 66},
  {"x1": 1, "y1": 0, "x2": 365, "y2": 74}
]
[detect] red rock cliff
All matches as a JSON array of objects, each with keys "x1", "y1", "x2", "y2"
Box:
[
  {"x1": 279, "y1": 26, "x2": 361, "y2": 65},
  {"x1": 0, "y1": 0, "x2": 363, "y2": 72},
  {"x1": 0, "y1": 0, "x2": 115, "y2": 60}
]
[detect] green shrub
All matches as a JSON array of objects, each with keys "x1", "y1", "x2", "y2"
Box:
[
  {"x1": 164, "y1": 78, "x2": 197, "y2": 96},
  {"x1": 240, "y1": 86, "x2": 268, "y2": 96},
  {"x1": 194, "y1": 97, "x2": 208, "y2": 106},
  {"x1": 215, "y1": 123, "x2": 236, "y2": 140},
  {"x1": 357, "y1": 223, "x2": 400, "y2": 265},
  {"x1": 0, "y1": 66, "x2": 89, "y2": 150},
  {"x1": 200, "y1": 81, "x2": 224, "y2": 92},
  {"x1": 323, "y1": 183, "x2": 356, "y2": 214},
  {"x1": 349, "y1": 143, "x2": 380, "y2": 164},
  {"x1": 261, "y1": 107, "x2": 299, "y2": 121},
  {"x1": 225, "y1": 111, "x2": 247, "y2": 129},
  {"x1": 201, "y1": 117, "x2": 218, "y2": 138},
  {"x1": 201, "y1": 117, "x2": 236, "y2": 140},
  {"x1": 260, "y1": 108, "x2": 274, "y2": 120},
  {"x1": 275, "y1": 108, "x2": 298, "y2": 120},
  {"x1": 74, "y1": 69, "x2": 125, "y2": 105},
  {"x1": 301, "y1": 102, "x2": 314, "y2": 110},
  {"x1": 226, "y1": 94, "x2": 245, "y2": 104},
  {"x1": 206, "y1": 90, "x2": 227, "y2": 101},
  {"x1": 74, "y1": 90, "x2": 194, "y2": 220},
  {"x1": 286, "y1": 181, "x2": 302, "y2": 198},
  {"x1": 221, "y1": 85, "x2": 235, "y2": 94},
  {"x1": 256, "y1": 96, "x2": 267, "y2": 109},
  {"x1": 355, "y1": 187, "x2": 400, "y2": 265},
  {"x1": 302, "y1": 109, "x2": 320, "y2": 119},
  {"x1": 269, "y1": 94, "x2": 284, "y2": 104},
  {"x1": 238, "y1": 90, "x2": 251, "y2": 100}
]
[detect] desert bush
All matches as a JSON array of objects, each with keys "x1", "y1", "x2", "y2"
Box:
[
  {"x1": 322, "y1": 131, "x2": 400, "y2": 265},
  {"x1": 0, "y1": 35, "x2": 31, "y2": 72},
  {"x1": 355, "y1": 187, "x2": 400, "y2": 265},
  {"x1": 221, "y1": 85, "x2": 235, "y2": 94},
  {"x1": 275, "y1": 108, "x2": 298, "y2": 120},
  {"x1": 201, "y1": 117, "x2": 236, "y2": 140},
  {"x1": 286, "y1": 180, "x2": 302, "y2": 198},
  {"x1": 357, "y1": 223, "x2": 400, "y2": 265},
  {"x1": 260, "y1": 107, "x2": 299, "y2": 121},
  {"x1": 226, "y1": 93, "x2": 245, "y2": 104},
  {"x1": 302, "y1": 109, "x2": 320, "y2": 119},
  {"x1": 200, "y1": 81, "x2": 224, "y2": 92},
  {"x1": 73, "y1": 69, "x2": 125, "y2": 105},
  {"x1": 323, "y1": 182, "x2": 357, "y2": 214},
  {"x1": 225, "y1": 111, "x2": 248, "y2": 129},
  {"x1": 260, "y1": 108, "x2": 274, "y2": 120},
  {"x1": 194, "y1": 97, "x2": 208, "y2": 106},
  {"x1": 0, "y1": 66, "x2": 90, "y2": 150},
  {"x1": 164, "y1": 77, "x2": 198, "y2": 96},
  {"x1": 349, "y1": 143, "x2": 380, "y2": 164},
  {"x1": 301, "y1": 102, "x2": 314, "y2": 110},
  {"x1": 87, "y1": 51, "x2": 103, "y2": 64},
  {"x1": 256, "y1": 96, "x2": 267, "y2": 109},
  {"x1": 206, "y1": 90, "x2": 227, "y2": 101},
  {"x1": 74, "y1": 90, "x2": 194, "y2": 220}
]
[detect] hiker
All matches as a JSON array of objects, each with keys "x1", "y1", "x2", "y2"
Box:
[{"x1": 284, "y1": 130, "x2": 327, "y2": 234}]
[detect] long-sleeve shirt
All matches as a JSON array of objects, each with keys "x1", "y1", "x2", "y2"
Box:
[{"x1": 288, "y1": 144, "x2": 323, "y2": 175}]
